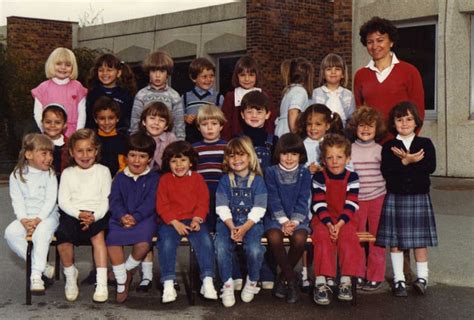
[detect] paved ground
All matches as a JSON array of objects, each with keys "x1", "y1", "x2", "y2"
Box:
[{"x1": 0, "y1": 177, "x2": 473, "y2": 319}]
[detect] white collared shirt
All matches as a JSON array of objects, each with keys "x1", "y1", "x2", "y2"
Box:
[
  {"x1": 366, "y1": 52, "x2": 400, "y2": 83},
  {"x1": 396, "y1": 133, "x2": 415, "y2": 151}
]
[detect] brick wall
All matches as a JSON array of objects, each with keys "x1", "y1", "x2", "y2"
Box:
[
  {"x1": 7, "y1": 16, "x2": 74, "y2": 71},
  {"x1": 247, "y1": 0, "x2": 352, "y2": 104}
]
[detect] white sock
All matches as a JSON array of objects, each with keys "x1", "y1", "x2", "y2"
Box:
[
  {"x1": 224, "y1": 278, "x2": 233, "y2": 286},
  {"x1": 31, "y1": 270, "x2": 42, "y2": 279},
  {"x1": 96, "y1": 267, "x2": 107, "y2": 286},
  {"x1": 416, "y1": 261, "x2": 429, "y2": 282},
  {"x1": 125, "y1": 255, "x2": 141, "y2": 271},
  {"x1": 163, "y1": 279, "x2": 174, "y2": 290},
  {"x1": 391, "y1": 252, "x2": 405, "y2": 283},
  {"x1": 315, "y1": 276, "x2": 326, "y2": 286},
  {"x1": 113, "y1": 264, "x2": 127, "y2": 292},
  {"x1": 203, "y1": 276, "x2": 214, "y2": 286},
  {"x1": 301, "y1": 267, "x2": 308, "y2": 280},
  {"x1": 340, "y1": 276, "x2": 351, "y2": 285},
  {"x1": 63, "y1": 265, "x2": 77, "y2": 277},
  {"x1": 246, "y1": 275, "x2": 257, "y2": 286},
  {"x1": 141, "y1": 261, "x2": 153, "y2": 281}
]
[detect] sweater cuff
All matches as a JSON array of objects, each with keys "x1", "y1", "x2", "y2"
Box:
[
  {"x1": 339, "y1": 214, "x2": 350, "y2": 224},
  {"x1": 291, "y1": 212, "x2": 306, "y2": 223},
  {"x1": 216, "y1": 206, "x2": 232, "y2": 222},
  {"x1": 321, "y1": 217, "x2": 332, "y2": 225},
  {"x1": 290, "y1": 220, "x2": 300, "y2": 226},
  {"x1": 277, "y1": 216, "x2": 290, "y2": 224}
]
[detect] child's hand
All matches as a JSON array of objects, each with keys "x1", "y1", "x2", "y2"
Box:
[
  {"x1": 402, "y1": 149, "x2": 425, "y2": 165},
  {"x1": 232, "y1": 221, "x2": 254, "y2": 242},
  {"x1": 184, "y1": 114, "x2": 196, "y2": 124},
  {"x1": 21, "y1": 218, "x2": 34, "y2": 236},
  {"x1": 121, "y1": 214, "x2": 136, "y2": 228},
  {"x1": 330, "y1": 220, "x2": 345, "y2": 241},
  {"x1": 79, "y1": 211, "x2": 95, "y2": 231},
  {"x1": 190, "y1": 217, "x2": 202, "y2": 232},
  {"x1": 281, "y1": 221, "x2": 296, "y2": 236},
  {"x1": 171, "y1": 220, "x2": 192, "y2": 236},
  {"x1": 308, "y1": 162, "x2": 322, "y2": 174}
]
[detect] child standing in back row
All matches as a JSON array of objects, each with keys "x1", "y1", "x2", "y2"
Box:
[
  {"x1": 130, "y1": 51, "x2": 184, "y2": 140},
  {"x1": 32, "y1": 47, "x2": 87, "y2": 137},
  {"x1": 377, "y1": 102, "x2": 437, "y2": 297},
  {"x1": 4, "y1": 134, "x2": 59, "y2": 295},
  {"x1": 183, "y1": 57, "x2": 224, "y2": 144},
  {"x1": 275, "y1": 57, "x2": 314, "y2": 137},
  {"x1": 312, "y1": 53, "x2": 355, "y2": 127}
]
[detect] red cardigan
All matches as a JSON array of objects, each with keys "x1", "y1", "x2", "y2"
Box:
[
  {"x1": 353, "y1": 60, "x2": 425, "y2": 122},
  {"x1": 221, "y1": 89, "x2": 277, "y2": 141},
  {"x1": 156, "y1": 171, "x2": 209, "y2": 224}
]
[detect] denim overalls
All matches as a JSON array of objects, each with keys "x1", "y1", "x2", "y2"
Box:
[
  {"x1": 215, "y1": 173, "x2": 265, "y2": 283},
  {"x1": 254, "y1": 134, "x2": 274, "y2": 172}
]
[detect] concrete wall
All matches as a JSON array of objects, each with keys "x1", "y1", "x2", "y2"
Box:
[
  {"x1": 77, "y1": 2, "x2": 246, "y2": 63},
  {"x1": 353, "y1": 0, "x2": 474, "y2": 177}
]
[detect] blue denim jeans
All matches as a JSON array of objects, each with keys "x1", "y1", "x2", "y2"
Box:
[
  {"x1": 215, "y1": 220, "x2": 265, "y2": 282},
  {"x1": 157, "y1": 219, "x2": 215, "y2": 282}
]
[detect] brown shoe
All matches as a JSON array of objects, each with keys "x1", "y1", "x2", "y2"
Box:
[{"x1": 116, "y1": 271, "x2": 133, "y2": 303}]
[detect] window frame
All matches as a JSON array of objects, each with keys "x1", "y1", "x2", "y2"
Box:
[{"x1": 215, "y1": 52, "x2": 245, "y2": 94}]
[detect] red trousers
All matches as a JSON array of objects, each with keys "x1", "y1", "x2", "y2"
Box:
[
  {"x1": 356, "y1": 194, "x2": 386, "y2": 282},
  {"x1": 311, "y1": 220, "x2": 363, "y2": 278}
]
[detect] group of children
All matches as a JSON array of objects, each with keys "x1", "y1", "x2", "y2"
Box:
[{"x1": 4, "y1": 46, "x2": 438, "y2": 308}]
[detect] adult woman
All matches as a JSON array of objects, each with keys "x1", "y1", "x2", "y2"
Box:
[{"x1": 354, "y1": 16, "x2": 425, "y2": 125}]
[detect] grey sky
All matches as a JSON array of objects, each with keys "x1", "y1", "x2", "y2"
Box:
[{"x1": 0, "y1": 0, "x2": 237, "y2": 26}]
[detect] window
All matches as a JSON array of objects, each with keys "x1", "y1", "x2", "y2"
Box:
[
  {"x1": 171, "y1": 58, "x2": 195, "y2": 96},
  {"x1": 216, "y1": 54, "x2": 244, "y2": 95},
  {"x1": 395, "y1": 21, "x2": 437, "y2": 118}
]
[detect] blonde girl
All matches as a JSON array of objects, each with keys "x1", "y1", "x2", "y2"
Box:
[
  {"x1": 32, "y1": 47, "x2": 87, "y2": 137},
  {"x1": 4, "y1": 134, "x2": 58, "y2": 295},
  {"x1": 275, "y1": 57, "x2": 314, "y2": 137},
  {"x1": 215, "y1": 136, "x2": 267, "y2": 307},
  {"x1": 312, "y1": 53, "x2": 355, "y2": 126},
  {"x1": 221, "y1": 56, "x2": 277, "y2": 140},
  {"x1": 55, "y1": 128, "x2": 112, "y2": 303},
  {"x1": 297, "y1": 104, "x2": 343, "y2": 174},
  {"x1": 85, "y1": 53, "x2": 137, "y2": 133},
  {"x1": 346, "y1": 106, "x2": 387, "y2": 291}
]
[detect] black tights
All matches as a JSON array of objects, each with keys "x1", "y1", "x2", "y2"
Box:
[{"x1": 266, "y1": 228, "x2": 308, "y2": 282}]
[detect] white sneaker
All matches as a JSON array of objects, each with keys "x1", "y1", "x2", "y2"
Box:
[
  {"x1": 261, "y1": 281, "x2": 274, "y2": 290},
  {"x1": 43, "y1": 264, "x2": 55, "y2": 280},
  {"x1": 31, "y1": 276, "x2": 45, "y2": 294},
  {"x1": 220, "y1": 282, "x2": 235, "y2": 307},
  {"x1": 162, "y1": 283, "x2": 177, "y2": 303},
  {"x1": 64, "y1": 267, "x2": 79, "y2": 302},
  {"x1": 241, "y1": 278, "x2": 261, "y2": 303},
  {"x1": 200, "y1": 277, "x2": 218, "y2": 300},
  {"x1": 233, "y1": 278, "x2": 243, "y2": 291},
  {"x1": 92, "y1": 283, "x2": 108, "y2": 303}
]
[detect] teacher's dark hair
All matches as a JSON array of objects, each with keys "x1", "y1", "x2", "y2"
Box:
[{"x1": 359, "y1": 16, "x2": 399, "y2": 46}]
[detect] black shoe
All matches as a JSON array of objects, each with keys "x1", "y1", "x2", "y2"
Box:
[
  {"x1": 313, "y1": 283, "x2": 332, "y2": 306},
  {"x1": 363, "y1": 281, "x2": 383, "y2": 292},
  {"x1": 41, "y1": 275, "x2": 54, "y2": 289},
  {"x1": 136, "y1": 279, "x2": 152, "y2": 293},
  {"x1": 286, "y1": 280, "x2": 299, "y2": 304},
  {"x1": 273, "y1": 278, "x2": 287, "y2": 299},
  {"x1": 337, "y1": 283, "x2": 353, "y2": 301},
  {"x1": 81, "y1": 269, "x2": 96, "y2": 285},
  {"x1": 356, "y1": 277, "x2": 365, "y2": 290},
  {"x1": 392, "y1": 281, "x2": 408, "y2": 297},
  {"x1": 413, "y1": 278, "x2": 427, "y2": 295}
]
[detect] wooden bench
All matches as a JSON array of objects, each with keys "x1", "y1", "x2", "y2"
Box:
[{"x1": 26, "y1": 232, "x2": 375, "y2": 306}]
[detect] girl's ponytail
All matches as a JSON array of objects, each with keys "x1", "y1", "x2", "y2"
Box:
[
  {"x1": 118, "y1": 62, "x2": 137, "y2": 96},
  {"x1": 328, "y1": 112, "x2": 343, "y2": 135}
]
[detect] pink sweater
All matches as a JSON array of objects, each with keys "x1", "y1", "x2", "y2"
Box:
[
  {"x1": 351, "y1": 140, "x2": 386, "y2": 201},
  {"x1": 32, "y1": 79, "x2": 87, "y2": 137}
]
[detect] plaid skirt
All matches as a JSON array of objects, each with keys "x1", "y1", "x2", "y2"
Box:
[{"x1": 376, "y1": 193, "x2": 438, "y2": 249}]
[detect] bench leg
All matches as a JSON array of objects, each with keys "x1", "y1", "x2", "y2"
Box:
[
  {"x1": 55, "y1": 246, "x2": 60, "y2": 280},
  {"x1": 188, "y1": 246, "x2": 196, "y2": 305},
  {"x1": 351, "y1": 276, "x2": 357, "y2": 306},
  {"x1": 26, "y1": 241, "x2": 32, "y2": 305}
]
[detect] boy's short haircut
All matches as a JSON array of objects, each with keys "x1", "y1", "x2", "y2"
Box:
[
  {"x1": 142, "y1": 51, "x2": 174, "y2": 74},
  {"x1": 42, "y1": 104, "x2": 68, "y2": 123},
  {"x1": 240, "y1": 91, "x2": 269, "y2": 113},
  {"x1": 196, "y1": 104, "x2": 226, "y2": 126},
  {"x1": 93, "y1": 95, "x2": 121, "y2": 119},
  {"x1": 320, "y1": 133, "x2": 352, "y2": 161},
  {"x1": 189, "y1": 57, "x2": 215, "y2": 80},
  {"x1": 139, "y1": 101, "x2": 173, "y2": 133},
  {"x1": 161, "y1": 141, "x2": 199, "y2": 173},
  {"x1": 127, "y1": 133, "x2": 156, "y2": 159}
]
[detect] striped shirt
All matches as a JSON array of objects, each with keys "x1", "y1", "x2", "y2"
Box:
[
  {"x1": 193, "y1": 139, "x2": 227, "y2": 192},
  {"x1": 351, "y1": 140, "x2": 386, "y2": 201},
  {"x1": 311, "y1": 169, "x2": 359, "y2": 224}
]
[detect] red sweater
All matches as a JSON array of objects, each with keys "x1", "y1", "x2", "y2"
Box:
[
  {"x1": 221, "y1": 89, "x2": 277, "y2": 141},
  {"x1": 156, "y1": 171, "x2": 209, "y2": 224},
  {"x1": 353, "y1": 60, "x2": 425, "y2": 122}
]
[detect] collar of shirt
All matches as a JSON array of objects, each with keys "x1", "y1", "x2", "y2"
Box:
[
  {"x1": 52, "y1": 135, "x2": 65, "y2": 147},
  {"x1": 234, "y1": 87, "x2": 262, "y2": 106},
  {"x1": 124, "y1": 166, "x2": 150, "y2": 181},
  {"x1": 172, "y1": 170, "x2": 192, "y2": 178},
  {"x1": 321, "y1": 85, "x2": 343, "y2": 95},
  {"x1": 194, "y1": 86, "x2": 215, "y2": 96},
  {"x1": 147, "y1": 84, "x2": 168, "y2": 92},
  {"x1": 98, "y1": 129, "x2": 117, "y2": 137},
  {"x1": 26, "y1": 165, "x2": 44, "y2": 174},
  {"x1": 52, "y1": 77, "x2": 71, "y2": 85},
  {"x1": 396, "y1": 133, "x2": 415, "y2": 151},
  {"x1": 278, "y1": 163, "x2": 299, "y2": 172},
  {"x1": 366, "y1": 52, "x2": 400, "y2": 83}
]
